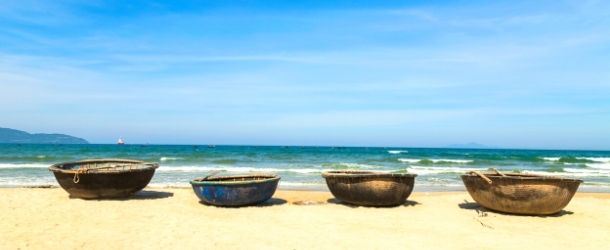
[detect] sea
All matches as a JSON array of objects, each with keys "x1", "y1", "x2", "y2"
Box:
[{"x1": 1, "y1": 144, "x2": 609, "y2": 192}]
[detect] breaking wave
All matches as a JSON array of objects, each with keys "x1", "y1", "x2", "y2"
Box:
[
  {"x1": 160, "y1": 157, "x2": 181, "y2": 162},
  {"x1": 405, "y1": 166, "x2": 485, "y2": 175},
  {"x1": 0, "y1": 163, "x2": 50, "y2": 169},
  {"x1": 157, "y1": 166, "x2": 324, "y2": 174},
  {"x1": 398, "y1": 158, "x2": 474, "y2": 164}
]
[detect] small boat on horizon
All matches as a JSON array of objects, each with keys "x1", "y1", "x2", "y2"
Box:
[{"x1": 117, "y1": 138, "x2": 125, "y2": 145}]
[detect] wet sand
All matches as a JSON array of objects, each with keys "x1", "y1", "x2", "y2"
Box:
[{"x1": 1, "y1": 188, "x2": 609, "y2": 249}]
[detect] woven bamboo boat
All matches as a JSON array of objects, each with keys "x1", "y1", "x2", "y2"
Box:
[
  {"x1": 461, "y1": 170, "x2": 582, "y2": 215},
  {"x1": 190, "y1": 174, "x2": 280, "y2": 207},
  {"x1": 49, "y1": 159, "x2": 159, "y2": 199},
  {"x1": 322, "y1": 170, "x2": 417, "y2": 206}
]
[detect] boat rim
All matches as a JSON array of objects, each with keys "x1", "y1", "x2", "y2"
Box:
[
  {"x1": 461, "y1": 172, "x2": 583, "y2": 183},
  {"x1": 48, "y1": 158, "x2": 159, "y2": 174},
  {"x1": 322, "y1": 170, "x2": 417, "y2": 178},
  {"x1": 190, "y1": 174, "x2": 280, "y2": 185}
]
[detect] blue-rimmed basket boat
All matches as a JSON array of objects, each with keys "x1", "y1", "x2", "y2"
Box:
[
  {"x1": 462, "y1": 170, "x2": 582, "y2": 215},
  {"x1": 322, "y1": 170, "x2": 417, "y2": 206},
  {"x1": 190, "y1": 174, "x2": 280, "y2": 207},
  {"x1": 49, "y1": 159, "x2": 158, "y2": 199}
]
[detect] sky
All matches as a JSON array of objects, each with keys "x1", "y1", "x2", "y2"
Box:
[{"x1": 1, "y1": 0, "x2": 609, "y2": 149}]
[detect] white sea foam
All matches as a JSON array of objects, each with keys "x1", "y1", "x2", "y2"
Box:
[
  {"x1": 330, "y1": 163, "x2": 381, "y2": 169},
  {"x1": 0, "y1": 176, "x2": 57, "y2": 187},
  {"x1": 577, "y1": 157, "x2": 610, "y2": 163},
  {"x1": 406, "y1": 166, "x2": 486, "y2": 175},
  {"x1": 564, "y1": 168, "x2": 610, "y2": 175},
  {"x1": 586, "y1": 163, "x2": 610, "y2": 170},
  {"x1": 542, "y1": 157, "x2": 561, "y2": 162},
  {"x1": 521, "y1": 170, "x2": 608, "y2": 178},
  {"x1": 431, "y1": 159, "x2": 473, "y2": 164},
  {"x1": 398, "y1": 158, "x2": 473, "y2": 164},
  {"x1": 398, "y1": 158, "x2": 420, "y2": 163},
  {"x1": 0, "y1": 182, "x2": 58, "y2": 187},
  {"x1": 0, "y1": 163, "x2": 49, "y2": 169},
  {"x1": 157, "y1": 162, "x2": 385, "y2": 174},
  {"x1": 160, "y1": 157, "x2": 181, "y2": 161},
  {"x1": 412, "y1": 166, "x2": 610, "y2": 178},
  {"x1": 563, "y1": 163, "x2": 583, "y2": 166},
  {"x1": 541, "y1": 157, "x2": 610, "y2": 169},
  {"x1": 157, "y1": 166, "x2": 328, "y2": 174},
  {"x1": 388, "y1": 150, "x2": 407, "y2": 154},
  {"x1": 564, "y1": 168, "x2": 595, "y2": 173},
  {"x1": 575, "y1": 157, "x2": 610, "y2": 169}
]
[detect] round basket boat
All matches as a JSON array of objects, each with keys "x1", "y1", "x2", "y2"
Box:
[
  {"x1": 461, "y1": 171, "x2": 582, "y2": 215},
  {"x1": 49, "y1": 159, "x2": 159, "y2": 199},
  {"x1": 190, "y1": 174, "x2": 280, "y2": 207},
  {"x1": 322, "y1": 170, "x2": 417, "y2": 206}
]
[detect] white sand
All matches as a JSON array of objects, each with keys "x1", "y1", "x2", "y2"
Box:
[{"x1": 1, "y1": 188, "x2": 609, "y2": 249}]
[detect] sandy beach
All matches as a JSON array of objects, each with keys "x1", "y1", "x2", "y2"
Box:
[{"x1": 1, "y1": 188, "x2": 609, "y2": 250}]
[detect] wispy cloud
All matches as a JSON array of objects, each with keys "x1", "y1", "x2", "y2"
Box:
[
  {"x1": 0, "y1": 0, "x2": 83, "y2": 25},
  {"x1": 1, "y1": 1, "x2": 609, "y2": 147}
]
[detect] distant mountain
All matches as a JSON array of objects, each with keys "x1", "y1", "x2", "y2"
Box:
[
  {"x1": 0, "y1": 127, "x2": 88, "y2": 144},
  {"x1": 446, "y1": 142, "x2": 498, "y2": 149}
]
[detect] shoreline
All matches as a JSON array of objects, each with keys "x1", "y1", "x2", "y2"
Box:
[
  {"x1": 1, "y1": 188, "x2": 609, "y2": 249},
  {"x1": 2, "y1": 145, "x2": 610, "y2": 192},
  {"x1": 3, "y1": 186, "x2": 610, "y2": 200},
  {"x1": 11, "y1": 185, "x2": 610, "y2": 197},
  {"x1": 6, "y1": 184, "x2": 610, "y2": 193}
]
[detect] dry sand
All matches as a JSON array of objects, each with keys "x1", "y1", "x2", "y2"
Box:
[{"x1": 1, "y1": 188, "x2": 609, "y2": 250}]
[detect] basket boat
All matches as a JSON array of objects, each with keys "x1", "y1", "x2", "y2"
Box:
[
  {"x1": 190, "y1": 174, "x2": 280, "y2": 207},
  {"x1": 49, "y1": 159, "x2": 159, "y2": 199},
  {"x1": 461, "y1": 170, "x2": 582, "y2": 215},
  {"x1": 322, "y1": 170, "x2": 417, "y2": 206}
]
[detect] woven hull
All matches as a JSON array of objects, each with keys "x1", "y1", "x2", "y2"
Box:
[
  {"x1": 461, "y1": 173, "x2": 582, "y2": 215},
  {"x1": 322, "y1": 171, "x2": 417, "y2": 206},
  {"x1": 190, "y1": 175, "x2": 280, "y2": 207},
  {"x1": 49, "y1": 159, "x2": 158, "y2": 199},
  {"x1": 52, "y1": 170, "x2": 156, "y2": 199}
]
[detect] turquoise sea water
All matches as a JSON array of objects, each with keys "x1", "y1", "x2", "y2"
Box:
[{"x1": 1, "y1": 144, "x2": 609, "y2": 191}]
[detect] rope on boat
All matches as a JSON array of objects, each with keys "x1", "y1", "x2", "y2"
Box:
[
  {"x1": 71, "y1": 164, "x2": 133, "y2": 183},
  {"x1": 73, "y1": 168, "x2": 89, "y2": 183}
]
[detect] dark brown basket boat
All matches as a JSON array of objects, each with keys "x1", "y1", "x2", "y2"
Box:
[
  {"x1": 461, "y1": 170, "x2": 582, "y2": 215},
  {"x1": 49, "y1": 159, "x2": 159, "y2": 199},
  {"x1": 322, "y1": 170, "x2": 417, "y2": 206}
]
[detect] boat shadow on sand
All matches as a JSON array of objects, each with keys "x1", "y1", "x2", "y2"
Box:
[
  {"x1": 69, "y1": 190, "x2": 174, "y2": 200},
  {"x1": 326, "y1": 198, "x2": 421, "y2": 208},
  {"x1": 458, "y1": 200, "x2": 574, "y2": 218},
  {"x1": 198, "y1": 198, "x2": 288, "y2": 208}
]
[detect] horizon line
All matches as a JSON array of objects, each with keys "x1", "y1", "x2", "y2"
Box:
[{"x1": 2, "y1": 142, "x2": 610, "y2": 152}]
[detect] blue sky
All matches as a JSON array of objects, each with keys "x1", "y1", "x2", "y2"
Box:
[{"x1": 1, "y1": 0, "x2": 609, "y2": 149}]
